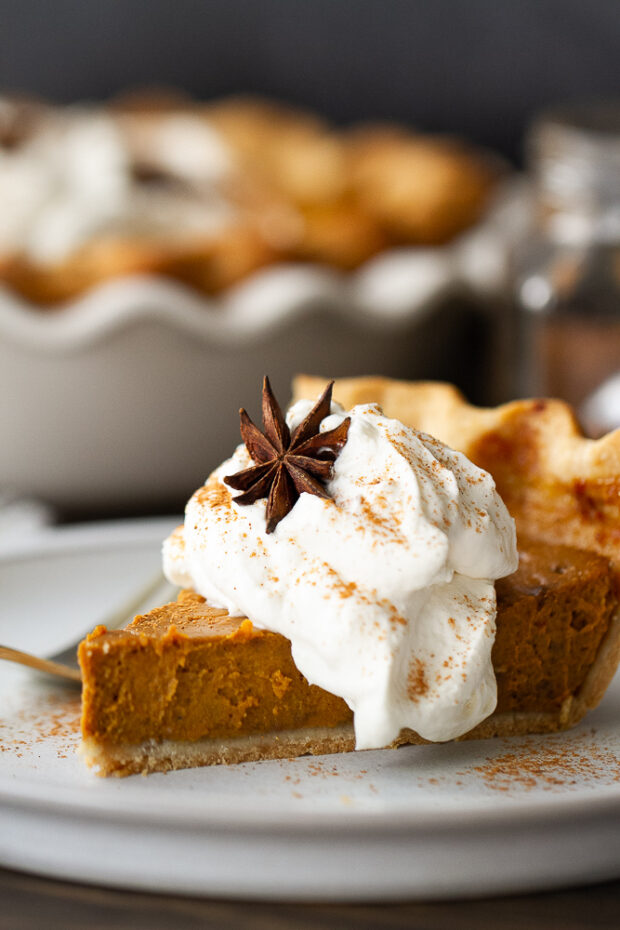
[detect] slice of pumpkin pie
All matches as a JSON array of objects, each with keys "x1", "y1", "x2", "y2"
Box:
[{"x1": 78, "y1": 378, "x2": 620, "y2": 776}]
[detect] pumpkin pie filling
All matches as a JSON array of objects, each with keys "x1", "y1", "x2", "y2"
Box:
[{"x1": 79, "y1": 537, "x2": 618, "y2": 776}]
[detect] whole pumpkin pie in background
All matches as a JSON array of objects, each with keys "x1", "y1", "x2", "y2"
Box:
[
  {"x1": 79, "y1": 378, "x2": 620, "y2": 776},
  {"x1": 0, "y1": 93, "x2": 499, "y2": 305}
]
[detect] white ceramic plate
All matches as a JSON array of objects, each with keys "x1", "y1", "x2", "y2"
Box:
[{"x1": 0, "y1": 519, "x2": 619, "y2": 901}]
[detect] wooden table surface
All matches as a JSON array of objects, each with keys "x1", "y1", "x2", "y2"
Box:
[{"x1": 1, "y1": 868, "x2": 619, "y2": 930}]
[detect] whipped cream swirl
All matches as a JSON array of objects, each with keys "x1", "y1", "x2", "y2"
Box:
[{"x1": 164, "y1": 400, "x2": 518, "y2": 748}]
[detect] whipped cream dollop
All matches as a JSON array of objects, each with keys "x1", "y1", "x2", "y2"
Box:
[
  {"x1": 164, "y1": 399, "x2": 518, "y2": 748},
  {"x1": 0, "y1": 109, "x2": 236, "y2": 263}
]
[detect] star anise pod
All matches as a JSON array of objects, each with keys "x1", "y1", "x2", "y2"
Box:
[{"x1": 224, "y1": 377, "x2": 350, "y2": 533}]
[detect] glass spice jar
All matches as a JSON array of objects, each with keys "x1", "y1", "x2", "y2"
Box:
[{"x1": 516, "y1": 103, "x2": 620, "y2": 436}]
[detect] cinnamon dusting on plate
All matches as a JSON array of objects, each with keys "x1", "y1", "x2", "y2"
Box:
[
  {"x1": 470, "y1": 731, "x2": 620, "y2": 793},
  {"x1": 1, "y1": 689, "x2": 81, "y2": 761}
]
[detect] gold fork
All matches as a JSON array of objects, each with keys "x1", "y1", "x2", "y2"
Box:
[{"x1": 0, "y1": 645, "x2": 82, "y2": 683}]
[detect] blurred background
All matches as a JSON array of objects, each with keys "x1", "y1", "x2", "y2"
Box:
[
  {"x1": 1, "y1": 0, "x2": 620, "y2": 518},
  {"x1": 3, "y1": 0, "x2": 620, "y2": 161}
]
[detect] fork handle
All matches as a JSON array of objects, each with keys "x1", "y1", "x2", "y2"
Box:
[{"x1": 0, "y1": 644, "x2": 82, "y2": 683}]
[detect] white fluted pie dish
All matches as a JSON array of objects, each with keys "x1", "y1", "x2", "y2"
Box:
[{"x1": 0, "y1": 182, "x2": 529, "y2": 512}]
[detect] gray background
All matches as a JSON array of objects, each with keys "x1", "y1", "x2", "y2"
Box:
[{"x1": 1, "y1": 0, "x2": 620, "y2": 162}]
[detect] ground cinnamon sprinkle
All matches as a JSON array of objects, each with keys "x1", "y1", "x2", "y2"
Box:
[
  {"x1": 307, "y1": 760, "x2": 341, "y2": 778},
  {"x1": 195, "y1": 480, "x2": 234, "y2": 512},
  {"x1": 2, "y1": 689, "x2": 81, "y2": 761},
  {"x1": 321, "y1": 563, "x2": 361, "y2": 600},
  {"x1": 338, "y1": 581, "x2": 358, "y2": 598},
  {"x1": 359, "y1": 496, "x2": 406, "y2": 544},
  {"x1": 407, "y1": 658, "x2": 429, "y2": 701},
  {"x1": 377, "y1": 599, "x2": 407, "y2": 628},
  {"x1": 470, "y1": 731, "x2": 620, "y2": 793}
]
